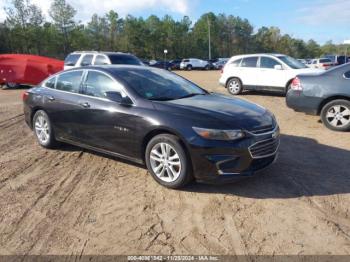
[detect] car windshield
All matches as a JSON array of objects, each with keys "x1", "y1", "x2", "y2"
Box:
[
  {"x1": 113, "y1": 68, "x2": 207, "y2": 101},
  {"x1": 108, "y1": 55, "x2": 143, "y2": 66},
  {"x1": 277, "y1": 55, "x2": 307, "y2": 69}
]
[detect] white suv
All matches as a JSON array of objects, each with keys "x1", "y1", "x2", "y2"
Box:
[
  {"x1": 64, "y1": 51, "x2": 143, "y2": 70},
  {"x1": 180, "y1": 58, "x2": 210, "y2": 70},
  {"x1": 219, "y1": 53, "x2": 323, "y2": 95}
]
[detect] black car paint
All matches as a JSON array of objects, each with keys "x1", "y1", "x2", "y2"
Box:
[
  {"x1": 286, "y1": 64, "x2": 350, "y2": 115},
  {"x1": 24, "y1": 66, "x2": 279, "y2": 183}
]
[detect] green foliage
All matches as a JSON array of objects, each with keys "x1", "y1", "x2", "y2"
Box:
[{"x1": 1, "y1": 1, "x2": 348, "y2": 60}]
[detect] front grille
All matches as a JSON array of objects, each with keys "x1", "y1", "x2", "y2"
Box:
[
  {"x1": 249, "y1": 138, "x2": 279, "y2": 159},
  {"x1": 249, "y1": 125, "x2": 274, "y2": 135}
]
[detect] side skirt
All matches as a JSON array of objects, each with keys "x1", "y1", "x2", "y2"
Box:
[{"x1": 57, "y1": 137, "x2": 144, "y2": 165}]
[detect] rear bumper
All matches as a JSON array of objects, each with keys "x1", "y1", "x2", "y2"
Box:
[
  {"x1": 286, "y1": 90, "x2": 321, "y2": 115},
  {"x1": 219, "y1": 76, "x2": 226, "y2": 87}
]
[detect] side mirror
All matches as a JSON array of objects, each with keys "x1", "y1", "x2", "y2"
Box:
[
  {"x1": 105, "y1": 91, "x2": 133, "y2": 106},
  {"x1": 81, "y1": 62, "x2": 90, "y2": 67},
  {"x1": 64, "y1": 62, "x2": 75, "y2": 66},
  {"x1": 274, "y1": 65, "x2": 283, "y2": 70}
]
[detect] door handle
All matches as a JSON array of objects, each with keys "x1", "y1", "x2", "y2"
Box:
[
  {"x1": 47, "y1": 95, "x2": 55, "y2": 101},
  {"x1": 79, "y1": 102, "x2": 90, "y2": 108}
]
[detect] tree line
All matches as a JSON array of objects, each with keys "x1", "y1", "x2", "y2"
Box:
[{"x1": 0, "y1": 0, "x2": 349, "y2": 60}]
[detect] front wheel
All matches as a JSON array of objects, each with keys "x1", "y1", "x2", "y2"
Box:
[
  {"x1": 145, "y1": 134, "x2": 193, "y2": 189},
  {"x1": 320, "y1": 100, "x2": 350, "y2": 131},
  {"x1": 33, "y1": 110, "x2": 57, "y2": 148},
  {"x1": 186, "y1": 65, "x2": 192, "y2": 71},
  {"x1": 226, "y1": 78, "x2": 242, "y2": 95}
]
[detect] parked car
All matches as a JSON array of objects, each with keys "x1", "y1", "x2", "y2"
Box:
[
  {"x1": 141, "y1": 59, "x2": 150, "y2": 66},
  {"x1": 0, "y1": 54, "x2": 63, "y2": 89},
  {"x1": 219, "y1": 53, "x2": 323, "y2": 95},
  {"x1": 149, "y1": 60, "x2": 174, "y2": 70},
  {"x1": 324, "y1": 55, "x2": 349, "y2": 66},
  {"x1": 22, "y1": 65, "x2": 280, "y2": 188},
  {"x1": 213, "y1": 59, "x2": 228, "y2": 70},
  {"x1": 309, "y1": 58, "x2": 333, "y2": 70},
  {"x1": 180, "y1": 58, "x2": 211, "y2": 70},
  {"x1": 64, "y1": 51, "x2": 144, "y2": 70},
  {"x1": 169, "y1": 59, "x2": 182, "y2": 70},
  {"x1": 286, "y1": 63, "x2": 350, "y2": 131}
]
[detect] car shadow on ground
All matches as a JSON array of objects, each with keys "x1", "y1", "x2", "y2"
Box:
[{"x1": 183, "y1": 134, "x2": 350, "y2": 199}]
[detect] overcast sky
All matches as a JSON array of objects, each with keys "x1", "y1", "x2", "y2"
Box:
[{"x1": 1, "y1": 0, "x2": 349, "y2": 44}]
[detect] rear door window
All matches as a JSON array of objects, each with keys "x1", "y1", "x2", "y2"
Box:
[
  {"x1": 64, "y1": 54, "x2": 81, "y2": 66},
  {"x1": 80, "y1": 55, "x2": 94, "y2": 66},
  {"x1": 108, "y1": 55, "x2": 142, "y2": 65},
  {"x1": 320, "y1": 59, "x2": 331, "y2": 63},
  {"x1": 44, "y1": 76, "x2": 56, "y2": 88},
  {"x1": 56, "y1": 71, "x2": 83, "y2": 93},
  {"x1": 260, "y1": 57, "x2": 281, "y2": 69},
  {"x1": 241, "y1": 57, "x2": 258, "y2": 68},
  {"x1": 94, "y1": 55, "x2": 110, "y2": 65},
  {"x1": 230, "y1": 59, "x2": 241, "y2": 67}
]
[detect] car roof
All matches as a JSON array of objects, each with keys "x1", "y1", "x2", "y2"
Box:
[
  {"x1": 62, "y1": 65, "x2": 158, "y2": 75},
  {"x1": 69, "y1": 51, "x2": 134, "y2": 56},
  {"x1": 230, "y1": 53, "x2": 286, "y2": 59}
]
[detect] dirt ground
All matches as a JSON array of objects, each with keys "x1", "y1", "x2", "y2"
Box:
[{"x1": 0, "y1": 70, "x2": 350, "y2": 255}]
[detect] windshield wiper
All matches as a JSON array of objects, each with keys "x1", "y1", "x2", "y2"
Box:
[{"x1": 149, "y1": 97, "x2": 175, "y2": 101}]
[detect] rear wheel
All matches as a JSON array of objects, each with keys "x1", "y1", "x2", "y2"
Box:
[
  {"x1": 226, "y1": 77, "x2": 242, "y2": 95},
  {"x1": 33, "y1": 110, "x2": 57, "y2": 148},
  {"x1": 320, "y1": 100, "x2": 350, "y2": 131},
  {"x1": 6, "y1": 82, "x2": 19, "y2": 89},
  {"x1": 204, "y1": 65, "x2": 210, "y2": 70},
  {"x1": 145, "y1": 134, "x2": 193, "y2": 189}
]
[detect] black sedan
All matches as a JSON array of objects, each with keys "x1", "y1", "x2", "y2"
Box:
[
  {"x1": 23, "y1": 66, "x2": 280, "y2": 188},
  {"x1": 287, "y1": 63, "x2": 350, "y2": 131}
]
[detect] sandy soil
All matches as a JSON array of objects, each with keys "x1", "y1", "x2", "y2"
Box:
[{"x1": 0, "y1": 71, "x2": 349, "y2": 255}]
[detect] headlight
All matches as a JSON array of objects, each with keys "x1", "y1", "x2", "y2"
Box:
[{"x1": 193, "y1": 127, "x2": 244, "y2": 141}]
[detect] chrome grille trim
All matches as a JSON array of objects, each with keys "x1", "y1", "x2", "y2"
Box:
[{"x1": 249, "y1": 138, "x2": 280, "y2": 159}]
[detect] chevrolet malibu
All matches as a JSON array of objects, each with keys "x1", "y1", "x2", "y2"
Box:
[{"x1": 23, "y1": 66, "x2": 280, "y2": 188}]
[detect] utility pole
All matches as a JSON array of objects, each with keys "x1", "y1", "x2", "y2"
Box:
[{"x1": 207, "y1": 16, "x2": 211, "y2": 60}]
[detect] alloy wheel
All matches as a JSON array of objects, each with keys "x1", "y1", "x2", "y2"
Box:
[
  {"x1": 35, "y1": 114, "x2": 50, "y2": 144},
  {"x1": 228, "y1": 79, "x2": 240, "y2": 94},
  {"x1": 326, "y1": 105, "x2": 350, "y2": 128},
  {"x1": 149, "y1": 142, "x2": 182, "y2": 182}
]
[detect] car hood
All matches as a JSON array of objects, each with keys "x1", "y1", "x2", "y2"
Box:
[{"x1": 153, "y1": 93, "x2": 275, "y2": 130}]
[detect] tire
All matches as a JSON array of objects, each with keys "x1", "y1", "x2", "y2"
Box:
[
  {"x1": 320, "y1": 99, "x2": 350, "y2": 131},
  {"x1": 32, "y1": 110, "x2": 57, "y2": 148},
  {"x1": 167, "y1": 67, "x2": 172, "y2": 71},
  {"x1": 6, "y1": 82, "x2": 19, "y2": 89},
  {"x1": 145, "y1": 134, "x2": 193, "y2": 189},
  {"x1": 204, "y1": 65, "x2": 210, "y2": 70},
  {"x1": 226, "y1": 77, "x2": 243, "y2": 95},
  {"x1": 186, "y1": 65, "x2": 192, "y2": 71}
]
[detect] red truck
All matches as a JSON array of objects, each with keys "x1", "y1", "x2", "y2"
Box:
[{"x1": 0, "y1": 54, "x2": 63, "y2": 89}]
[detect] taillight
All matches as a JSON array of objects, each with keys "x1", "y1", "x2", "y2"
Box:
[
  {"x1": 22, "y1": 91, "x2": 29, "y2": 101},
  {"x1": 291, "y1": 77, "x2": 302, "y2": 91}
]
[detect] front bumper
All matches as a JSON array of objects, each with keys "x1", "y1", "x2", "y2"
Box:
[{"x1": 187, "y1": 127, "x2": 280, "y2": 183}]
